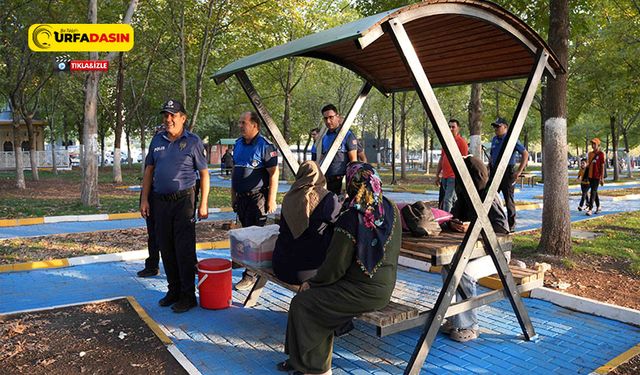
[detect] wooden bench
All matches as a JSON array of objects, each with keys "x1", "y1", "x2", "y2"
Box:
[
  {"x1": 235, "y1": 231, "x2": 544, "y2": 337},
  {"x1": 518, "y1": 172, "x2": 537, "y2": 188},
  {"x1": 236, "y1": 260, "x2": 420, "y2": 337}
]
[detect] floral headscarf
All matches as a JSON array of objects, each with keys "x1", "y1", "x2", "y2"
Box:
[{"x1": 338, "y1": 162, "x2": 395, "y2": 277}]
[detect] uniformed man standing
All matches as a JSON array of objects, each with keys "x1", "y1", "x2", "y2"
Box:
[
  {"x1": 316, "y1": 104, "x2": 357, "y2": 195},
  {"x1": 140, "y1": 99, "x2": 210, "y2": 313},
  {"x1": 232, "y1": 111, "x2": 279, "y2": 290},
  {"x1": 489, "y1": 117, "x2": 529, "y2": 232}
]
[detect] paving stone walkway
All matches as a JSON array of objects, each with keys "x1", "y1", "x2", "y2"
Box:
[{"x1": 2, "y1": 249, "x2": 639, "y2": 374}]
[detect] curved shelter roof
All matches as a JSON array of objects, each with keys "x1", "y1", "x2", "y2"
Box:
[{"x1": 213, "y1": 0, "x2": 563, "y2": 92}]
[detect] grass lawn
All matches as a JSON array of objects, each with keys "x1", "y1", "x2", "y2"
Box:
[
  {"x1": 0, "y1": 167, "x2": 283, "y2": 219},
  {"x1": 568, "y1": 187, "x2": 640, "y2": 197},
  {"x1": 513, "y1": 210, "x2": 640, "y2": 274}
]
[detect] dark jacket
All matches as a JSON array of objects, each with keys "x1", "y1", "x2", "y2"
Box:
[{"x1": 272, "y1": 193, "x2": 341, "y2": 284}]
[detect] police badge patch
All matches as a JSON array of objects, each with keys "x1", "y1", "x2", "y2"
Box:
[{"x1": 179, "y1": 140, "x2": 187, "y2": 151}]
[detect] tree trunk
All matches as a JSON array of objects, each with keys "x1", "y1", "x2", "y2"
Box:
[
  {"x1": 622, "y1": 129, "x2": 632, "y2": 178},
  {"x1": 140, "y1": 118, "x2": 147, "y2": 174},
  {"x1": 468, "y1": 83, "x2": 483, "y2": 158},
  {"x1": 399, "y1": 93, "x2": 407, "y2": 180},
  {"x1": 24, "y1": 115, "x2": 39, "y2": 180},
  {"x1": 49, "y1": 120, "x2": 58, "y2": 175},
  {"x1": 78, "y1": 0, "x2": 136, "y2": 204},
  {"x1": 610, "y1": 115, "x2": 619, "y2": 181},
  {"x1": 376, "y1": 119, "x2": 382, "y2": 166},
  {"x1": 113, "y1": 53, "x2": 125, "y2": 183},
  {"x1": 179, "y1": 5, "x2": 188, "y2": 109},
  {"x1": 538, "y1": 0, "x2": 571, "y2": 256},
  {"x1": 81, "y1": 70, "x2": 100, "y2": 206},
  {"x1": 429, "y1": 131, "x2": 434, "y2": 169},
  {"x1": 11, "y1": 108, "x2": 26, "y2": 189},
  {"x1": 281, "y1": 89, "x2": 292, "y2": 180},
  {"x1": 423, "y1": 118, "x2": 429, "y2": 173},
  {"x1": 540, "y1": 83, "x2": 546, "y2": 179}
]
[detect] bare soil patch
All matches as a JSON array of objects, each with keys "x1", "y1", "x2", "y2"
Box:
[
  {"x1": 0, "y1": 298, "x2": 187, "y2": 374},
  {"x1": 0, "y1": 221, "x2": 231, "y2": 264},
  {"x1": 515, "y1": 253, "x2": 640, "y2": 311}
]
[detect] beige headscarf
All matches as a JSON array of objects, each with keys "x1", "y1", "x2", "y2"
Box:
[{"x1": 281, "y1": 161, "x2": 329, "y2": 239}]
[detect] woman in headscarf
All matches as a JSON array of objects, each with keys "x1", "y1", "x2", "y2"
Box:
[
  {"x1": 278, "y1": 162, "x2": 401, "y2": 375},
  {"x1": 273, "y1": 161, "x2": 342, "y2": 284}
]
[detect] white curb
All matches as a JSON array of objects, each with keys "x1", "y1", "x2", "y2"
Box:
[
  {"x1": 530, "y1": 287, "x2": 640, "y2": 326},
  {"x1": 45, "y1": 215, "x2": 81, "y2": 223},
  {"x1": 68, "y1": 250, "x2": 148, "y2": 266},
  {"x1": 167, "y1": 344, "x2": 202, "y2": 375}
]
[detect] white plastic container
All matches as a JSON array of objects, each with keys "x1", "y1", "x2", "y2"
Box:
[{"x1": 229, "y1": 224, "x2": 280, "y2": 268}]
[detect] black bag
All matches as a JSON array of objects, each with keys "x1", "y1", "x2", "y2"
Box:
[{"x1": 401, "y1": 201, "x2": 442, "y2": 237}]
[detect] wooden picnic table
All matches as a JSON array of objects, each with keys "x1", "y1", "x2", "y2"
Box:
[{"x1": 401, "y1": 230, "x2": 513, "y2": 266}]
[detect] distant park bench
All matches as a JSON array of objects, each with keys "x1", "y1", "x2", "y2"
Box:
[{"x1": 234, "y1": 230, "x2": 544, "y2": 337}]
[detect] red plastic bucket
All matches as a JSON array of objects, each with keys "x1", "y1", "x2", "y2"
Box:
[{"x1": 197, "y1": 258, "x2": 232, "y2": 310}]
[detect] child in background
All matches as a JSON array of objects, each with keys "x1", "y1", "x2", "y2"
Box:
[{"x1": 576, "y1": 158, "x2": 590, "y2": 211}]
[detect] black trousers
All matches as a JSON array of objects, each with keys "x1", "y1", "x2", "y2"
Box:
[
  {"x1": 493, "y1": 165, "x2": 516, "y2": 229},
  {"x1": 154, "y1": 189, "x2": 197, "y2": 296},
  {"x1": 144, "y1": 213, "x2": 160, "y2": 270},
  {"x1": 326, "y1": 175, "x2": 343, "y2": 196},
  {"x1": 236, "y1": 190, "x2": 267, "y2": 227},
  {"x1": 588, "y1": 178, "x2": 600, "y2": 210},
  {"x1": 579, "y1": 183, "x2": 590, "y2": 208},
  {"x1": 142, "y1": 191, "x2": 159, "y2": 270}
]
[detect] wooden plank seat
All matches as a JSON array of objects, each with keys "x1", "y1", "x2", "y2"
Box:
[
  {"x1": 235, "y1": 260, "x2": 419, "y2": 337},
  {"x1": 379, "y1": 264, "x2": 546, "y2": 337},
  {"x1": 400, "y1": 230, "x2": 513, "y2": 266}
]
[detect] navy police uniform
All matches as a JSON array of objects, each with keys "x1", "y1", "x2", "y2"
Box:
[
  {"x1": 146, "y1": 129, "x2": 208, "y2": 299},
  {"x1": 317, "y1": 127, "x2": 357, "y2": 194},
  {"x1": 232, "y1": 133, "x2": 278, "y2": 227},
  {"x1": 489, "y1": 134, "x2": 526, "y2": 230}
]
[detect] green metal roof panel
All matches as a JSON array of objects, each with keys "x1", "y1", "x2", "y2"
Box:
[{"x1": 212, "y1": 11, "x2": 396, "y2": 84}]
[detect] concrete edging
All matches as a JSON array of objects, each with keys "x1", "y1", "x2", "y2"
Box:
[
  {"x1": 0, "y1": 207, "x2": 236, "y2": 228},
  {"x1": 0, "y1": 240, "x2": 231, "y2": 273},
  {"x1": 530, "y1": 287, "x2": 640, "y2": 326}
]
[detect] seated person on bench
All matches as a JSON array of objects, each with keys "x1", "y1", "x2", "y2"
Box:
[
  {"x1": 278, "y1": 162, "x2": 401, "y2": 375},
  {"x1": 272, "y1": 161, "x2": 341, "y2": 284},
  {"x1": 442, "y1": 155, "x2": 509, "y2": 343}
]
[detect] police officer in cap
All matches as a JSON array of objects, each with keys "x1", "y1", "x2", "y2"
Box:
[
  {"x1": 232, "y1": 111, "x2": 279, "y2": 290},
  {"x1": 316, "y1": 104, "x2": 357, "y2": 195},
  {"x1": 140, "y1": 99, "x2": 210, "y2": 313}
]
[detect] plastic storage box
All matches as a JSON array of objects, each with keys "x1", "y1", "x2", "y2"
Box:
[{"x1": 229, "y1": 224, "x2": 279, "y2": 268}]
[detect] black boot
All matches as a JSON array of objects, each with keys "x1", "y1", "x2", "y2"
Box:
[
  {"x1": 171, "y1": 293, "x2": 197, "y2": 313},
  {"x1": 158, "y1": 291, "x2": 180, "y2": 307}
]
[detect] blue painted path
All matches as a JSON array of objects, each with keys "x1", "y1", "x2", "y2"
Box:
[{"x1": 1, "y1": 249, "x2": 638, "y2": 374}]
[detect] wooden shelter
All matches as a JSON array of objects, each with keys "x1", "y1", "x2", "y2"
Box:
[{"x1": 214, "y1": 1, "x2": 563, "y2": 373}]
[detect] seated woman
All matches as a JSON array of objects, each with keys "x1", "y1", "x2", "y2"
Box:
[
  {"x1": 273, "y1": 161, "x2": 341, "y2": 285},
  {"x1": 279, "y1": 162, "x2": 402, "y2": 375},
  {"x1": 442, "y1": 155, "x2": 509, "y2": 343}
]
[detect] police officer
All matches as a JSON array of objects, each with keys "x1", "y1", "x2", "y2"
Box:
[
  {"x1": 140, "y1": 99, "x2": 210, "y2": 313},
  {"x1": 231, "y1": 111, "x2": 279, "y2": 290},
  {"x1": 316, "y1": 104, "x2": 357, "y2": 195},
  {"x1": 136, "y1": 124, "x2": 166, "y2": 278},
  {"x1": 489, "y1": 117, "x2": 529, "y2": 232}
]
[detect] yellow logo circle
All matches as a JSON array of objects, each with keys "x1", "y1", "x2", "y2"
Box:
[{"x1": 32, "y1": 24, "x2": 53, "y2": 49}]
